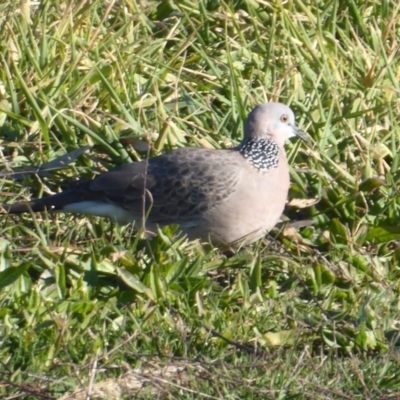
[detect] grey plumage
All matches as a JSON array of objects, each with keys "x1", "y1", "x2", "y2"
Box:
[{"x1": 2, "y1": 103, "x2": 306, "y2": 246}]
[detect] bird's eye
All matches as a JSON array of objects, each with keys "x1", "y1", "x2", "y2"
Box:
[{"x1": 280, "y1": 114, "x2": 289, "y2": 123}]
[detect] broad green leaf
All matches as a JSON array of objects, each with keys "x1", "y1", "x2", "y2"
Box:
[
  {"x1": 0, "y1": 263, "x2": 30, "y2": 291},
  {"x1": 366, "y1": 225, "x2": 400, "y2": 244}
]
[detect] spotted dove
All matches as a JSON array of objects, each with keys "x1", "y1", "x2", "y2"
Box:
[{"x1": 2, "y1": 103, "x2": 306, "y2": 246}]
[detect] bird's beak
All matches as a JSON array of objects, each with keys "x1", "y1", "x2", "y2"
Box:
[{"x1": 292, "y1": 126, "x2": 308, "y2": 142}]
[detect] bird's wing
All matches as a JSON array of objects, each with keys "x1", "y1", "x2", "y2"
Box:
[{"x1": 77, "y1": 147, "x2": 243, "y2": 222}]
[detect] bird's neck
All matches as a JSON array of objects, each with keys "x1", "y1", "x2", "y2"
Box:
[{"x1": 237, "y1": 138, "x2": 279, "y2": 172}]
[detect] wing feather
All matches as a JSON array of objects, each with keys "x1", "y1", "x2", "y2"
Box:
[{"x1": 76, "y1": 148, "x2": 242, "y2": 222}]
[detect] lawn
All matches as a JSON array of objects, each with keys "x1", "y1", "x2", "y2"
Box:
[{"x1": 1, "y1": 0, "x2": 400, "y2": 399}]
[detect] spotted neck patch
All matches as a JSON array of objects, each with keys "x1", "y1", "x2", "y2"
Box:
[{"x1": 237, "y1": 138, "x2": 279, "y2": 172}]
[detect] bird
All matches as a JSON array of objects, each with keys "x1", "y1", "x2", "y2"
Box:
[{"x1": 2, "y1": 103, "x2": 307, "y2": 247}]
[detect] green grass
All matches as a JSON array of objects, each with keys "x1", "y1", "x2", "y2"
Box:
[{"x1": 1, "y1": 0, "x2": 400, "y2": 398}]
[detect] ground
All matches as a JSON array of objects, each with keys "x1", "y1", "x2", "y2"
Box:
[{"x1": 0, "y1": 1, "x2": 400, "y2": 399}]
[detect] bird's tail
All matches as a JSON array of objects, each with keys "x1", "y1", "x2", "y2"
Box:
[{"x1": 1, "y1": 191, "x2": 90, "y2": 214}]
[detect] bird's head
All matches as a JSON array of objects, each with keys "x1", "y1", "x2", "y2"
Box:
[{"x1": 243, "y1": 102, "x2": 307, "y2": 148}]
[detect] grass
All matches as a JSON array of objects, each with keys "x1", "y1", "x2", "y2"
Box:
[{"x1": 1, "y1": 0, "x2": 400, "y2": 398}]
